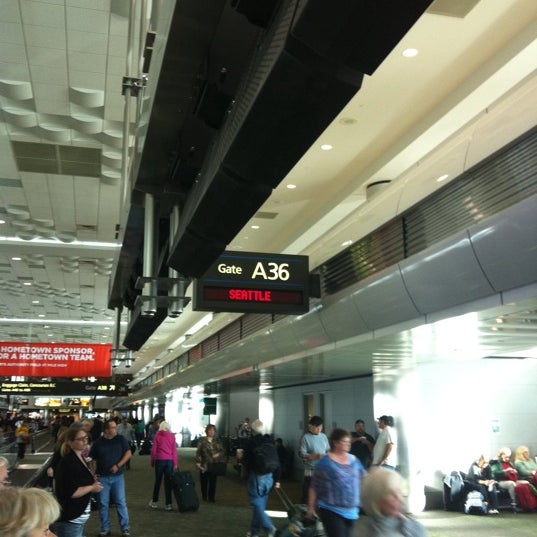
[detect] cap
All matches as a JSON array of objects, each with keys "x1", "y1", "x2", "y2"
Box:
[{"x1": 377, "y1": 415, "x2": 394, "y2": 426}]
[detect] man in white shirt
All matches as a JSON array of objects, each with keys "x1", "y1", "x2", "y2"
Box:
[{"x1": 372, "y1": 415, "x2": 397, "y2": 470}]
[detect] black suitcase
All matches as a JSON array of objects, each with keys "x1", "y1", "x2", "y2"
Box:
[
  {"x1": 139, "y1": 439, "x2": 152, "y2": 455},
  {"x1": 172, "y1": 470, "x2": 199, "y2": 512}
]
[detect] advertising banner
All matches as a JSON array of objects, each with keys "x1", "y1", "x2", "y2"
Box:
[{"x1": 0, "y1": 343, "x2": 112, "y2": 377}]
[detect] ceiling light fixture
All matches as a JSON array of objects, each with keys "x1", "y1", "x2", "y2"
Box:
[
  {"x1": 436, "y1": 174, "x2": 449, "y2": 182},
  {"x1": 402, "y1": 48, "x2": 418, "y2": 58},
  {"x1": 251, "y1": 225, "x2": 260, "y2": 230},
  {"x1": 286, "y1": 184, "x2": 297, "y2": 189},
  {"x1": 320, "y1": 144, "x2": 333, "y2": 151},
  {"x1": 0, "y1": 237, "x2": 121, "y2": 249},
  {"x1": 185, "y1": 313, "x2": 213, "y2": 336}
]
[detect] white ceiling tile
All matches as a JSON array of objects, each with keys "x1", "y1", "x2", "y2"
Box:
[
  {"x1": 19, "y1": 172, "x2": 53, "y2": 220},
  {"x1": 74, "y1": 176, "x2": 99, "y2": 226},
  {"x1": 30, "y1": 64, "x2": 68, "y2": 85},
  {"x1": 32, "y1": 82, "x2": 68, "y2": 103},
  {"x1": 24, "y1": 24, "x2": 67, "y2": 49},
  {"x1": 1, "y1": 1, "x2": 22, "y2": 23},
  {"x1": 69, "y1": 0, "x2": 111, "y2": 10},
  {"x1": 109, "y1": 13, "x2": 128, "y2": 37},
  {"x1": 107, "y1": 34, "x2": 127, "y2": 58},
  {"x1": 68, "y1": 30, "x2": 109, "y2": 55},
  {"x1": 103, "y1": 93, "x2": 124, "y2": 121},
  {"x1": 33, "y1": 96, "x2": 70, "y2": 115},
  {"x1": 0, "y1": 184, "x2": 26, "y2": 206},
  {"x1": 97, "y1": 181, "x2": 120, "y2": 241},
  {"x1": 21, "y1": 2, "x2": 66, "y2": 28},
  {"x1": 69, "y1": 69, "x2": 106, "y2": 90},
  {"x1": 68, "y1": 51, "x2": 107, "y2": 73},
  {"x1": 1, "y1": 43, "x2": 27, "y2": 64},
  {"x1": 48, "y1": 174, "x2": 75, "y2": 231},
  {"x1": 0, "y1": 61, "x2": 30, "y2": 81},
  {"x1": 27, "y1": 46, "x2": 67, "y2": 68},
  {"x1": 66, "y1": 7, "x2": 109, "y2": 33},
  {"x1": 0, "y1": 22, "x2": 24, "y2": 44}
]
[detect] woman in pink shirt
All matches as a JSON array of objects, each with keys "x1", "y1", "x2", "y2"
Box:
[{"x1": 149, "y1": 421, "x2": 178, "y2": 511}]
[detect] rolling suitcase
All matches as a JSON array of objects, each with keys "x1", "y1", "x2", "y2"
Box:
[
  {"x1": 172, "y1": 470, "x2": 199, "y2": 512},
  {"x1": 274, "y1": 487, "x2": 324, "y2": 537}
]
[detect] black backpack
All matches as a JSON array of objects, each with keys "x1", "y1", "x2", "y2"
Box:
[{"x1": 252, "y1": 438, "x2": 280, "y2": 475}]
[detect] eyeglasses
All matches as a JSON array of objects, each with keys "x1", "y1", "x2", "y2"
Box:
[{"x1": 74, "y1": 435, "x2": 89, "y2": 442}]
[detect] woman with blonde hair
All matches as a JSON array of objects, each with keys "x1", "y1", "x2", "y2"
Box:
[
  {"x1": 0, "y1": 487, "x2": 60, "y2": 537},
  {"x1": 354, "y1": 467, "x2": 427, "y2": 537},
  {"x1": 514, "y1": 445, "x2": 537, "y2": 485}
]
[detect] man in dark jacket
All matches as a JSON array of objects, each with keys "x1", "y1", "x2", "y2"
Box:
[{"x1": 240, "y1": 419, "x2": 281, "y2": 537}]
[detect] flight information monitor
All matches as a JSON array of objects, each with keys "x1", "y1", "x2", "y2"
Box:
[{"x1": 193, "y1": 251, "x2": 310, "y2": 314}]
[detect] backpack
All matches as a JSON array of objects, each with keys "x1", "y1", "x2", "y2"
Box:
[
  {"x1": 252, "y1": 438, "x2": 280, "y2": 475},
  {"x1": 464, "y1": 490, "x2": 487, "y2": 515}
]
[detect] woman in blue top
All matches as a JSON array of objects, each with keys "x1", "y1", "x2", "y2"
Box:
[{"x1": 307, "y1": 428, "x2": 365, "y2": 537}]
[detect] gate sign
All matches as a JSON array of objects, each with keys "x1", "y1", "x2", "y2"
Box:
[
  {"x1": 0, "y1": 343, "x2": 112, "y2": 378},
  {"x1": 193, "y1": 251, "x2": 309, "y2": 314}
]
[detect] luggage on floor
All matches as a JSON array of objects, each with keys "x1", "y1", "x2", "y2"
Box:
[
  {"x1": 464, "y1": 490, "x2": 487, "y2": 515},
  {"x1": 139, "y1": 439, "x2": 152, "y2": 455},
  {"x1": 274, "y1": 487, "x2": 324, "y2": 537},
  {"x1": 515, "y1": 483, "x2": 537, "y2": 511},
  {"x1": 172, "y1": 470, "x2": 199, "y2": 512}
]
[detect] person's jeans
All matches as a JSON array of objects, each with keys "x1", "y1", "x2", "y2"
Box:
[
  {"x1": 98, "y1": 474, "x2": 130, "y2": 532},
  {"x1": 200, "y1": 469, "x2": 218, "y2": 501},
  {"x1": 318, "y1": 508, "x2": 354, "y2": 537},
  {"x1": 52, "y1": 520, "x2": 85, "y2": 537},
  {"x1": 247, "y1": 473, "x2": 275, "y2": 535},
  {"x1": 152, "y1": 459, "x2": 173, "y2": 505}
]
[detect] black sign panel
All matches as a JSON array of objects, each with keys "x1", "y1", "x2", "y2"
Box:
[
  {"x1": 0, "y1": 380, "x2": 128, "y2": 396},
  {"x1": 193, "y1": 251, "x2": 309, "y2": 314}
]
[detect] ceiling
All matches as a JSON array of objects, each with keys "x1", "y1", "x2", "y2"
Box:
[{"x1": 0, "y1": 0, "x2": 536, "y2": 396}]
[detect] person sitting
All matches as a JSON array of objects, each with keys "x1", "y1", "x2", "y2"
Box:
[
  {"x1": 466, "y1": 455, "x2": 500, "y2": 514},
  {"x1": 490, "y1": 447, "x2": 528, "y2": 512},
  {"x1": 514, "y1": 445, "x2": 537, "y2": 486},
  {"x1": 353, "y1": 467, "x2": 428, "y2": 536}
]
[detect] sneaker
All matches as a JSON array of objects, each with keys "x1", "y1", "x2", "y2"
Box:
[
  {"x1": 121, "y1": 532, "x2": 130, "y2": 537},
  {"x1": 149, "y1": 501, "x2": 158, "y2": 509},
  {"x1": 98, "y1": 532, "x2": 111, "y2": 537},
  {"x1": 246, "y1": 532, "x2": 259, "y2": 537},
  {"x1": 165, "y1": 504, "x2": 172, "y2": 511}
]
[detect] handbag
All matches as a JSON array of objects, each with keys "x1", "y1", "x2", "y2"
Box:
[{"x1": 208, "y1": 462, "x2": 227, "y2": 476}]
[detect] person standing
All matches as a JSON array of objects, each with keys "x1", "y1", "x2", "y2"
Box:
[
  {"x1": 298, "y1": 416, "x2": 330, "y2": 503},
  {"x1": 239, "y1": 419, "x2": 281, "y2": 537},
  {"x1": 195, "y1": 424, "x2": 225, "y2": 502},
  {"x1": 89, "y1": 419, "x2": 132, "y2": 537},
  {"x1": 371, "y1": 416, "x2": 397, "y2": 470},
  {"x1": 350, "y1": 419, "x2": 375, "y2": 469},
  {"x1": 307, "y1": 428, "x2": 365, "y2": 537},
  {"x1": 15, "y1": 420, "x2": 30, "y2": 460},
  {"x1": 117, "y1": 418, "x2": 135, "y2": 470},
  {"x1": 52, "y1": 427, "x2": 104, "y2": 537},
  {"x1": 149, "y1": 421, "x2": 178, "y2": 511}
]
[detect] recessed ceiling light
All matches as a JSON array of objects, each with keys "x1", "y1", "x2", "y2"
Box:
[
  {"x1": 0, "y1": 220, "x2": 5, "y2": 224},
  {"x1": 12, "y1": 257, "x2": 22, "y2": 261},
  {"x1": 321, "y1": 144, "x2": 333, "y2": 151},
  {"x1": 32, "y1": 300, "x2": 39, "y2": 304},
  {"x1": 23, "y1": 282, "x2": 32, "y2": 286},
  {"x1": 251, "y1": 225, "x2": 260, "y2": 230},
  {"x1": 436, "y1": 174, "x2": 449, "y2": 182},
  {"x1": 38, "y1": 314, "x2": 45, "y2": 318},
  {"x1": 341, "y1": 240, "x2": 353, "y2": 247},
  {"x1": 286, "y1": 184, "x2": 297, "y2": 189},
  {"x1": 402, "y1": 48, "x2": 418, "y2": 58}
]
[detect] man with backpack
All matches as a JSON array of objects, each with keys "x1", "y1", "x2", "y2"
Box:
[{"x1": 239, "y1": 419, "x2": 281, "y2": 537}]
